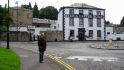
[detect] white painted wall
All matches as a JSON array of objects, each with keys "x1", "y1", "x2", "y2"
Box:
[
  {"x1": 9, "y1": 27, "x2": 27, "y2": 31},
  {"x1": 107, "y1": 34, "x2": 124, "y2": 40},
  {"x1": 105, "y1": 27, "x2": 113, "y2": 40},
  {"x1": 59, "y1": 8, "x2": 105, "y2": 40},
  {"x1": 106, "y1": 27, "x2": 124, "y2": 40},
  {"x1": 58, "y1": 10, "x2": 63, "y2": 31}
]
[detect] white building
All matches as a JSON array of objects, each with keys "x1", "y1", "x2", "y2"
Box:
[
  {"x1": 58, "y1": 3, "x2": 105, "y2": 41},
  {"x1": 32, "y1": 18, "x2": 59, "y2": 35},
  {"x1": 106, "y1": 26, "x2": 124, "y2": 40}
]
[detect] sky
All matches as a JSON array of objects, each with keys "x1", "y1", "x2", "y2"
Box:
[{"x1": 0, "y1": 0, "x2": 124, "y2": 24}]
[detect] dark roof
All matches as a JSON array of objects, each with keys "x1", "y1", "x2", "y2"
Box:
[{"x1": 59, "y1": 3, "x2": 105, "y2": 11}]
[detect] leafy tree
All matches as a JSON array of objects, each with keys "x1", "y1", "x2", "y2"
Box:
[
  {"x1": 105, "y1": 21, "x2": 111, "y2": 25},
  {"x1": 33, "y1": 3, "x2": 39, "y2": 18},
  {"x1": 0, "y1": 7, "x2": 12, "y2": 32},
  {"x1": 21, "y1": 2, "x2": 32, "y2": 10},
  {"x1": 21, "y1": 4, "x2": 29, "y2": 9},
  {"x1": 39, "y1": 6, "x2": 58, "y2": 20},
  {"x1": 120, "y1": 16, "x2": 124, "y2": 27}
]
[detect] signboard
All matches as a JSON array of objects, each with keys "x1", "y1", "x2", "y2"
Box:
[{"x1": 27, "y1": 26, "x2": 35, "y2": 34}]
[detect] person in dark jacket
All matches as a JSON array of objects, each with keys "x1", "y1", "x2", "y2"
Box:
[{"x1": 38, "y1": 33, "x2": 47, "y2": 63}]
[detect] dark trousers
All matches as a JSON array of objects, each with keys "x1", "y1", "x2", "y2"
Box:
[{"x1": 39, "y1": 50, "x2": 45, "y2": 62}]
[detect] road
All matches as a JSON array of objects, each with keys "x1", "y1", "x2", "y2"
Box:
[{"x1": 1, "y1": 41, "x2": 124, "y2": 70}]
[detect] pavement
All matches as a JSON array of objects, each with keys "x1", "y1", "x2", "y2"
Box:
[{"x1": 11, "y1": 47, "x2": 64, "y2": 70}]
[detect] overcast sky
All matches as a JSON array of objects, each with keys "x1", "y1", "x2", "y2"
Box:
[{"x1": 0, "y1": 0, "x2": 124, "y2": 24}]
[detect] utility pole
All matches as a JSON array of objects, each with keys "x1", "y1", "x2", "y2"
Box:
[
  {"x1": 15, "y1": 1, "x2": 19, "y2": 41},
  {"x1": 7, "y1": 0, "x2": 10, "y2": 49}
]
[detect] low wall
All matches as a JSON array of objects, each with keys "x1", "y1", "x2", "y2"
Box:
[
  {"x1": 40, "y1": 31, "x2": 63, "y2": 42},
  {"x1": 0, "y1": 31, "x2": 30, "y2": 41}
]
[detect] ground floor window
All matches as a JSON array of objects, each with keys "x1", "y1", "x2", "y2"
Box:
[
  {"x1": 70, "y1": 30, "x2": 74, "y2": 37},
  {"x1": 97, "y1": 30, "x2": 101, "y2": 37},
  {"x1": 89, "y1": 30, "x2": 93, "y2": 37}
]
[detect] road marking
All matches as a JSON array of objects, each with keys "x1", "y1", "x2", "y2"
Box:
[{"x1": 67, "y1": 56, "x2": 118, "y2": 62}]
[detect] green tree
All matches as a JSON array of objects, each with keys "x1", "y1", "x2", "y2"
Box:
[
  {"x1": 21, "y1": 2, "x2": 32, "y2": 10},
  {"x1": 0, "y1": 6, "x2": 12, "y2": 32},
  {"x1": 120, "y1": 16, "x2": 124, "y2": 27},
  {"x1": 21, "y1": 4, "x2": 29, "y2": 9},
  {"x1": 0, "y1": 7, "x2": 7, "y2": 31},
  {"x1": 28, "y1": 2, "x2": 32, "y2": 10},
  {"x1": 33, "y1": 3, "x2": 39, "y2": 18},
  {"x1": 39, "y1": 6, "x2": 58, "y2": 20}
]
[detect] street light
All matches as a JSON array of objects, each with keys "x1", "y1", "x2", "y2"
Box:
[
  {"x1": 15, "y1": 1, "x2": 19, "y2": 41},
  {"x1": 7, "y1": 0, "x2": 10, "y2": 49}
]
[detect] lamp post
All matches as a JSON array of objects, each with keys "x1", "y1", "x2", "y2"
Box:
[
  {"x1": 7, "y1": 0, "x2": 10, "y2": 49},
  {"x1": 15, "y1": 1, "x2": 19, "y2": 41}
]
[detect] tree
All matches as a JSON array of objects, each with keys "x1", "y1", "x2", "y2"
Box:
[
  {"x1": 120, "y1": 16, "x2": 124, "y2": 27},
  {"x1": 28, "y1": 2, "x2": 32, "y2": 10},
  {"x1": 0, "y1": 6, "x2": 12, "y2": 32},
  {"x1": 21, "y1": 4, "x2": 29, "y2": 9},
  {"x1": 33, "y1": 3, "x2": 39, "y2": 18},
  {"x1": 39, "y1": 6, "x2": 58, "y2": 20},
  {"x1": 21, "y1": 2, "x2": 32, "y2": 10},
  {"x1": 0, "y1": 7, "x2": 7, "y2": 31}
]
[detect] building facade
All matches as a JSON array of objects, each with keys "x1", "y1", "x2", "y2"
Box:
[
  {"x1": 33, "y1": 18, "x2": 59, "y2": 35},
  {"x1": 58, "y1": 3, "x2": 105, "y2": 41},
  {"x1": 106, "y1": 26, "x2": 124, "y2": 40}
]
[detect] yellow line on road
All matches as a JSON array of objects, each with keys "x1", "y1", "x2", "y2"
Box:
[{"x1": 14, "y1": 46, "x2": 76, "y2": 70}]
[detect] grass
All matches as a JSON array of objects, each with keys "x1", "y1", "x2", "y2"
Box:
[{"x1": 0, "y1": 46, "x2": 20, "y2": 70}]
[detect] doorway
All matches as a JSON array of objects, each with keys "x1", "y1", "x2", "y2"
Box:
[{"x1": 78, "y1": 28, "x2": 85, "y2": 41}]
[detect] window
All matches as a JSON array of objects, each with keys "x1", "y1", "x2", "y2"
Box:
[
  {"x1": 97, "y1": 11, "x2": 101, "y2": 27},
  {"x1": 89, "y1": 10, "x2": 93, "y2": 27},
  {"x1": 54, "y1": 26, "x2": 56, "y2": 29},
  {"x1": 79, "y1": 18, "x2": 84, "y2": 27},
  {"x1": 97, "y1": 19, "x2": 101, "y2": 27},
  {"x1": 69, "y1": 9, "x2": 74, "y2": 14},
  {"x1": 69, "y1": 17, "x2": 74, "y2": 26},
  {"x1": 89, "y1": 10, "x2": 93, "y2": 19},
  {"x1": 89, "y1": 30, "x2": 93, "y2": 37},
  {"x1": 107, "y1": 32, "x2": 110, "y2": 35},
  {"x1": 89, "y1": 19, "x2": 93, "y2": 27},
  {"x1": 97, "y1": 11, "x2": 101, "y2": 15},
  {"x1": 89, "y1": 10, "x2": 93, "y2": 14},
  {"x1": 70, "y1": 30, "x2": 74, "y2": 37},
  {"x1": 58, "y1": 24, "x2": 59, "y2": 28},
  {"x1": 79, "y1": 10, "x2": 83, "y2": 15},
  {"x1": 97, "y1": 30, "x2": 101, "y2": 37}
]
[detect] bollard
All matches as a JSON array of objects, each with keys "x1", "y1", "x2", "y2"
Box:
[
  {"x1": 108, "y1": 39, "x2": 112, "y2": 45},
  {"x1": 108, "y1": 39, "x2": 112, "y2": 47}
]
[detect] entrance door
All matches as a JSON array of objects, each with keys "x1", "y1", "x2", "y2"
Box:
[{"x1": 78, "y1": 28, "x2": 85, "y2": 41}]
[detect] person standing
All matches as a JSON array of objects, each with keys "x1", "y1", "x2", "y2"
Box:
[{"x1": 38, "y1": 33, "x2": 47, "y2": 63}]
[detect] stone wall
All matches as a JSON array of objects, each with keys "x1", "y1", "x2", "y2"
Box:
[
  {"x1": 0, "y1": 32, "x2": 30, "y2": 41},
  {"x1": 10, "y1": 7, "x2": 33, "y2": 27},
  {"x1": 40, "y1": 31, "x2": 63, "y2": 42}
]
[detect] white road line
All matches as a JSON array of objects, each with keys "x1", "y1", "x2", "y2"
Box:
[{"x1": 66, "y1": 56, "x2": 118, "y2": 62}]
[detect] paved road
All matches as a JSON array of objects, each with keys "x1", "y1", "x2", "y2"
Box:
[{"x1": 1, "y1": 41, "x2": 124, "y2": 70}]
